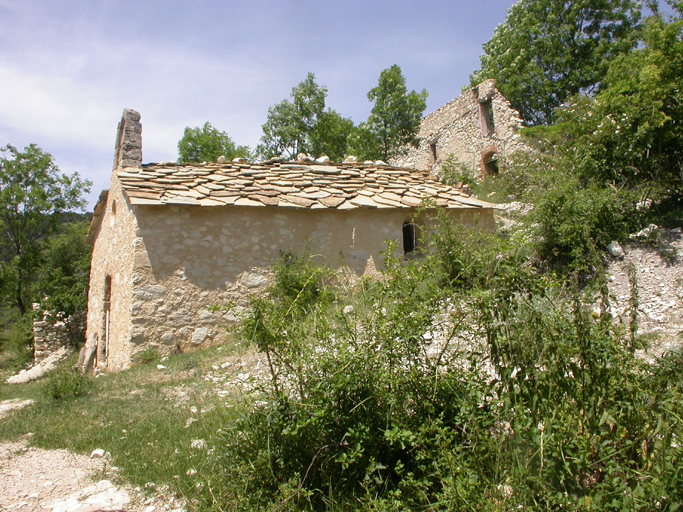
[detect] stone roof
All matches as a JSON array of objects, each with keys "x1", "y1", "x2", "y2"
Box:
[{"x1": 118, "y1": 158, "x2": 492, "y2": 210}]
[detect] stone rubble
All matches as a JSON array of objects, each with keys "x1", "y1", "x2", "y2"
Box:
[
  {"x1": 6, "y1": 347, "x2": 72, "y2": 385},
  {"x1": 606, "y1": 230, "x2": 683, "y2": 361}
]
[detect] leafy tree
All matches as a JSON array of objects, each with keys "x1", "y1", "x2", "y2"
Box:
[
  {"x1": 310, "y1": 110, "x2": 355, "y2": 163},
  {"x1": 524, "y1": 5, "x2": 683, "y2": 191},
  {"x1": 347, "y1": 65, "x2": 428, "y2": 162},
  {"x1": 0, "y1": 144, "x2": 91, "y2": 315},
  {"x1": 256, "y1": 73, "x2": 353, "y2": 161},
  {"x1": 561, "y1": 6, "x2": 683, "y2": 193},
  {"x1": 177, "y1": 122, "x2": 250, "y2": 163},
  {"x1": 38, "y1": 220, "x2": 91, "y2": 319},
  {"x1": 470, "y1": 0, "x2": 642, "y2": 125}
]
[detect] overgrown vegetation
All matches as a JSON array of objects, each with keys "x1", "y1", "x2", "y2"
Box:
[{"x1": 202, "y1": 220, "x2": 683, "y2": 511}]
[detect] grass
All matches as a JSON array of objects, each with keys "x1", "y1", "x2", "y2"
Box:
[{"x1": 0, "y1": 338, "x2": 256, "y2": 511}]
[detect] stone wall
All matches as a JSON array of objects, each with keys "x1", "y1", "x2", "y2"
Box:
[
  {"x1": 392, "y1": 79, "x2": 529, "y2": 177},
  {"x1": 124, "y1": 204, "x2": 494, "y2": 364},
  {"x1": 85, "y1": 109, "x2": 142, "y2": 372},
  {"x1": 32, "y1": 304, "x2": 86, "y2": 364}
]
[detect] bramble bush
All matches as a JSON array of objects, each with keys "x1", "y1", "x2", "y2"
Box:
[{"x1": 213, "y1": 215, "x2": 683, "y2": 511}]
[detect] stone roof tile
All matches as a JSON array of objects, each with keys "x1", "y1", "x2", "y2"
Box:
[{"x1": 121, "y1": 161, "x2": 492, "y2": 211}]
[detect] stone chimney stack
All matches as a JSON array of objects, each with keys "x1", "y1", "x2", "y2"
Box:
[{"x1": 113, "y1": 109, "x2": 142, "y2": 171}]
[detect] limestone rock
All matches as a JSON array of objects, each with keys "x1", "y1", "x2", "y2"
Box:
[
  {"x1": 244, "y1": 273, "x2": 268, "y2": 289},
  {"x1": 607, "y1": 241, "x2": 625, "y2": 259},
  {"x1": 191, "y1": 327, "x2": 209, "y2": 345},
  {"x1": 90, "y1": 449, "x2": 106, "y2": 459},
  {"x1": 133, "y1": 285, "x2": 166, "y2": 301}
]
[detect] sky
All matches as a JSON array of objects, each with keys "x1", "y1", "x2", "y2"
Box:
[{"x1": 0, "y1": 0, "x2": 519, "y2": 208}]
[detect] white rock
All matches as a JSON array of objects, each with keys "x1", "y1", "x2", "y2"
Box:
[
  {"x1": 190, "y1": 439, "x2": 207, "y2": 450},
  {"x1": 156, "y1": 364, "x2": 167, "y2": 370},
  {"x1": 607, "y1": 241, "x2": 625, "y2": 259},
  {"x1": 90, "y1": 449, "x2": 106, "y2": 459},
  {"x1": 315, "y1": 155, "x2": 330, "y2": 164},
  {"x1": 216, "y1": 155, "x2": 227, "y2": 164},
  {"x1": 191, "y1": 327, "x2": 209, "y2": 345},
  {"x1": 344, "y1": 155, "x2": 358, "y2": 163}
]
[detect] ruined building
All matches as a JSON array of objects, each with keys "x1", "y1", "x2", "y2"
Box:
[{"x1": 392, "y1": 79, "x2": 528, "y2": 177}]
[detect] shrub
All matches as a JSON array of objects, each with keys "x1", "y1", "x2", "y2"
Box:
[
  {"x1": 533, "y1": 181, "x2": 640, "y2": 270},
  {"x1": 43, "y1": 368, "x2": 92, "y2": 400},
  {"x1": 218, "y1": 217, "x2": 683, "y2": 511}
]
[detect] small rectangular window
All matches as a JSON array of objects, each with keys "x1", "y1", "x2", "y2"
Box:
[
  {"x1": 479, "y1": 100, "x2": 495, "y2": 136},
  {"x1": 428, "y1": 142, "x2": 437, "y2": 165}
]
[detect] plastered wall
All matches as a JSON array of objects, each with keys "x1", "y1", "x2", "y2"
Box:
[{"x1": 114, "y1": 203, "x2": 493, "y2": 366}]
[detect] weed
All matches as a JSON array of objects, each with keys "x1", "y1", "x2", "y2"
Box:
[
  {"x1": 43, "y1": 368, "x2": 92, "y2": 400},
  {"x1": 133, "y1": 346, "x2": 160, "y2": 366}
]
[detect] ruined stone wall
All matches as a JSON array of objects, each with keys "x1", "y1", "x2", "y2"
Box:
[
  {"x1": 32, "y1": 305, "x2": 86, "y2": 364},
  {"x1": 126, "y1": 205, "x2": 494, "y2": 361},
  {"x1": 392, "y1": 80, "x2": 529, "y2": 177}
]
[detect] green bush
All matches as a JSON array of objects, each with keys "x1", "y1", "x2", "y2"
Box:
[
  {"x1": 218, "y1": 217, "x2": 683, "y2": 511},
  {"x1": 533, "y1": 181, "x2": 640, "y2": 269},
  {"x1": 43, "y1": 368, "x2": 92, "y2": 400}
]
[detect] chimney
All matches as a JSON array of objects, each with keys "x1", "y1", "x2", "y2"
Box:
[{"x1": 113, "y1": 109, "x2": 142, "y2": 171}]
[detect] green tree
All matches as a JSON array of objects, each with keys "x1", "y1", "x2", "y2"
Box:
[
  {"x1": 177, "y1": 122, "x2": 250, "y2": 163},
  {"x1": 471, "y1": 0, "x2": 642, "y2": 125},
  {"x1": 347, "y1": 65, "x2": 428, "y2": 162},
  {"x1": 0, "y1": 144, "x2": 91, "y2": 315},
  {"x1": 38, "y1": 220, "x2": 91, "y2": 320},
  {"x1": 256, "y1": 73, "x2": 353, "y2": 161}
]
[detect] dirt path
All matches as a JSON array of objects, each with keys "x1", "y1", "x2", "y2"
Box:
[{"x1": 0, "y1": 400, "x2": 184, "y2": 512}]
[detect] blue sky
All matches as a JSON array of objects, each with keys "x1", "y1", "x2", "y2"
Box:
[{"x1": 0, "y1": 0, "x2": 518, "y2": 207}]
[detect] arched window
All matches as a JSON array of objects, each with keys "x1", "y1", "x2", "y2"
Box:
[
  {"x1": 403, "y1": 220, "x2": 423, "y2": 260},
  {"x1": 480, "y1": 147, "x2": 499, "y2": 178}
]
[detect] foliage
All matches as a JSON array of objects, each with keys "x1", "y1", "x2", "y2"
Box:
[
  {"x1": 549, "y1": 8, "x2": 683, "y2": 195},
  {"x1": 218, "y1": 215, "x2": 683, "y2": 510},
  {"x1": 257, "y1": 73, "x2": 353, "y2": 162},
  {"x1": 470, "y1": 0, "x2": 642, "y2": 125},
  {"x1": 43, "y1": 367, "x2": 92, "y2": 400},
  {"x1": 0, "y1": 306, "x2": 33, "y2": 373},
  {"x1": 348, "y1": 65, "x2": 428, "y2": 162},
  {"x1": 489, "y1": 6, "x2": 683, "y2": 268},
  {"x1": 0, "y1": 144, "x2": 91, "y2": 315},
  {"x1": 533, "y1": 180, "x2": 640, "y2": 269},
  {"x1": 38, "y1": 219, "x2": 91, "y2": 329},
  {"x1": 177, "y1": 122, "x2": 250, "y2": 164}
]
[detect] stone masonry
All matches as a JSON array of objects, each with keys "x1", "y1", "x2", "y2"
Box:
[
  {"x1": 32, "y1": 304, "x2": 86, "y2": 364},
  {"x1": 392, "y1": 79, "x2": 529, "y2": 177}
]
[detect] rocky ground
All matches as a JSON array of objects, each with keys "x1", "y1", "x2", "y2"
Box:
[{"x1": 606, "y1": 229, "x2": 683, "y2": 361}]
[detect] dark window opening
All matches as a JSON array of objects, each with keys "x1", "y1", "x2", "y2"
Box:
[
  {"x1": 484, "y1": 156, "x2": 499, "y2": 176},
  {"x1": 479, "y1": 100, "x2": 495, "y2": 136},
  {"x1": 403, "y1": 221, "x2": 420, "y2": 259},
  {"x1": 428, "y1": 142, "x2": 438, "y2": 165},
  {"x1": 101, "y1": 275, "x2": 112, "y2": 363}
]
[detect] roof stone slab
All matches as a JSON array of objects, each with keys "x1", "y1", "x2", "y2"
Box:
[{"x1": 121, "y1": 160, "x2": 493, "y2": 211}]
